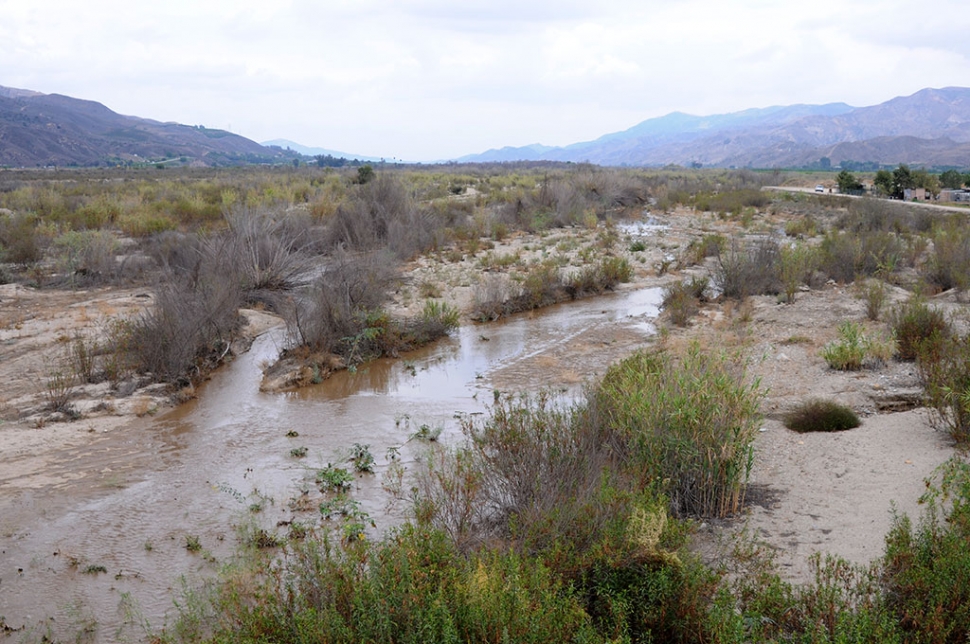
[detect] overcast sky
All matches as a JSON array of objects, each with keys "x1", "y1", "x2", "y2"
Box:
[{"x1": 2, "y1": 0, "x2": 969, "y2": 161}]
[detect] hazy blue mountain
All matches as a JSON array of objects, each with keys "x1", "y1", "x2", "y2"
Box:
[
  {"x1": 261, "y1": 138, "x2": 384, "y2": 162},
  {"x1": 456, "y1": 88, "x2": 970, "y2": 168}
]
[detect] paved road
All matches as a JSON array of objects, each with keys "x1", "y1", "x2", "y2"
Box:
[{"x1": 763, "y1": 186, "x2": 970, "y2": 215}]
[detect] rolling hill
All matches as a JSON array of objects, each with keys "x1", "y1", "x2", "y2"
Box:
[{"x1": 0, "y1": 86, "x2": 295, "y2": 167}]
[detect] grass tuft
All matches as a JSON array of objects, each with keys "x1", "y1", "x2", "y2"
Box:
[{"x1": 784, "y1": 399, "x2": 861, "y2": 433}]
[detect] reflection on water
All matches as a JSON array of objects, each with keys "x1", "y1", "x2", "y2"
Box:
[{"x1": 0, "y1": 286, "x2": 661, "y2": 643}]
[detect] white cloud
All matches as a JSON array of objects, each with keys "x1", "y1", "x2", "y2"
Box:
[{"x1": 1, "y1": 0, "x2": 969, "y2": 160}]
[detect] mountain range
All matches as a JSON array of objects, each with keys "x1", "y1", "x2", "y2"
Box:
[
  {"x1": 458, "y1": 87, "x2": 970, "y2": 168},
  {"x1": 2, "y1": 84, "x2": 970, "y2": 169},
  {"x1": 0, "y1": 85, "x2": 295, "y2": 167}
]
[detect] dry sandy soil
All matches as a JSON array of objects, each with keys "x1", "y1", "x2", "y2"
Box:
[{"x1": 0, "y1": 201, "x2": 962, "y2": 593}]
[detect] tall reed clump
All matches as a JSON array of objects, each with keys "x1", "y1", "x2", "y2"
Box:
[
  {"x1": 916, "y1": 332, "x2": 970, "y2": 445},
  {"x1": 889, "y1": 297, "x2": 951, "y2": 361},
  {"x1": 591, "y1": 345, "x2": 764, "y2": 518}
]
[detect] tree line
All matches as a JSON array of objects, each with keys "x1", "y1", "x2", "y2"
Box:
[{"x1": 837, "y1": 166, "x2": 970, "y2": 198}]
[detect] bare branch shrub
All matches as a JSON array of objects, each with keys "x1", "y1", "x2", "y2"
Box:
[
  {"x1": 0, "y1": 212, "x2": 46, "y2": 266},
  {"x1": 714, "y1": 239, "x2": 781, "y2": 299},
  {"x1": 471, "y1": 274, "x2": 514, "y2": 322},
  {"x1": 325, "y1": 175, "x2": 440, "y2": 259},
  {"x1": 286, "y1": 251, "x2": 399, "y2": 354},
  {"x1": 221, "y1": 206, "x2": 317, "y2": 293},
  {"x1": 52, "y1": 230, "x2": 121, "y2": 286},
  {"x1": 128, "y1": 266, "x2": 243, "y2": 384}
]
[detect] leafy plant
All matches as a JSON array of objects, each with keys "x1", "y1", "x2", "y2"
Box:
[
  {"x1": 411, "y1": 423, "x2": 443, "y2": 442},
  {"x1": 593, "y1": 345, "x2": 763, "y2": 518},
  {"x1": 820, "y1": 321, "x2": 891, "y2": 370},
  {"x1": 882, "y1": 458, "x2": 970, "y2": 640},
  {"x1": 349, "y1": 443, "x2": 375, "y2": 473},
  {"x1": 316, "y1": 464, "x2": 355, "y2": 493}
]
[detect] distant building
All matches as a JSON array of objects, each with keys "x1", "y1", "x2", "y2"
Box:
[
  {"x1": 939, "y1": 189, "x2": 970, "y2": 203},
  {"x1": 903, "y1": 187, "x2": 928, "y2": 201}
]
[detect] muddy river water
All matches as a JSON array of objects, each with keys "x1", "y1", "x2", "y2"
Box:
[{"x1": 0, "y1": 286, "x2": 661, "y2": 642}]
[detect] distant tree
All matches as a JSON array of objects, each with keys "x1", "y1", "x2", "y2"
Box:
[
  {"x1": 912, "y1": 169, "x2": 939, "y2": 195},
  {"x1": 891, "y1": 164, "x2": 914, "y2": 199},
  {"x1": 940, "y1": 169, "x2": 965, "y2": 189},
  {"x1": 356, "y1": 164, "x2": 375, "y2": 185},
  {"x1": 819, "y1": 157, "x2": 832, "y2": 170},
  {"x1": 836, "y1": 170, "x2": 863, "y2": 194},
  {"x1": 292, "y1": 158, "x2": 301, "y2": 168},
  {"x1": 315, "y1": 154, "x2": 348, "y2": 168},
  {"x1": 874, "y1": 169, "x2": 894, "y2": 196}
]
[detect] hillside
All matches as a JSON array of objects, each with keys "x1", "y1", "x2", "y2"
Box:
[
  {"x1": 459, "y1": 87, "x2": 970, "y2": 168},
  {"x1": 0, "y1": 86, "x2": 294, "y2": 167}
]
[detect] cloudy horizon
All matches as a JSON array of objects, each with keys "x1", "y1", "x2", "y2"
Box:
[{"x1": 2, "y1": 0, "x2": 969, "y2": 161}]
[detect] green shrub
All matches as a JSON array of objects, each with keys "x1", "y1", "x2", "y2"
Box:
[
  {"x1": 889, "y1": 297, "x2": 951, "y2": 361},
  {"x1": 683, "y1": 233, "x2": 725, "y2": 266},
  {"x1": 592, "y1": 345, "x2": 763, "y2": 518},
  {"x1": 661, "y1": 277, "x2": 708, "y2": 326},
  {"x1": 857, "y1": 278, "x2": 888, "y2": 321},
  {"x1": 818, "y1": 230, "x2": 904, "y2": 283},
  {"x1": 784, "y1": 399, "x2": 861, "y2": 433},
  {"x1": 598, "y1": 255, "x2": 633, "y2": 287},
  {"x1": 882, "y1": 458, "x2": 970, "y2": 641},
  {"x1": 820, "y1": 321, "x2": 869, "y2": 370},
  {"x1": 779, "y1": 243, "x2": 817, "y2": 303},
  {"x1": 916, "y1": 333, "x2": 970, "y2": 445},
  {"x1": 784, "y1": 216, "x2": 817, "y2": 238},
  {"x1": 821, "y1": 321, "x2": 892, "y2": 371}
]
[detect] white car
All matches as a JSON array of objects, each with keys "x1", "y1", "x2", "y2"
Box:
[{"x1": 815, "y1": 185, "x2": 825, "y2": 193}]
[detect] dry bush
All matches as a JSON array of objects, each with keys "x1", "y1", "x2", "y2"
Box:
[
  {"x1": 714, "y1": 239, "x2": 781, "y2": 299},
  {"x1": 286, "y1": 251, "x2": 398, "y2": 355},
  {"x1": 52, "y1": 229, "x2": 122, "y2": 286},
  {"x1": 325, "y1": 174, "x2": 441, "y2": 259},
  {"x1": 128, "y1": 268, "x2": 243, "y2": 383},
  {"x1": 840, "y1": 197, "x2": 936, "y2": 233},
  {"x1": 416, "y1": 392, "x2": 622, "y2": 556},
  {"x1": 221, "y1": 206, "x2": 318, "y2": 293},
  {"x1": 924, "y1": 222, "x2": 970, "y2": 292},
  {"x1": 471, "y1": 274, "x2": 513, "y2": 322},
  {"x1": 0, "y1": 212, "x2": 46, "y2": 266}
]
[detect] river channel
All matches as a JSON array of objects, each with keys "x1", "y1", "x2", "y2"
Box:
[{"x1": 0, "y1": 285, "x2": 661, "y2": 642}]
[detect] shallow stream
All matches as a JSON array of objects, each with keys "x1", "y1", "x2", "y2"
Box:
[{"x1": 0, "y1": 286, "x2": 660, "y2": 641}]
